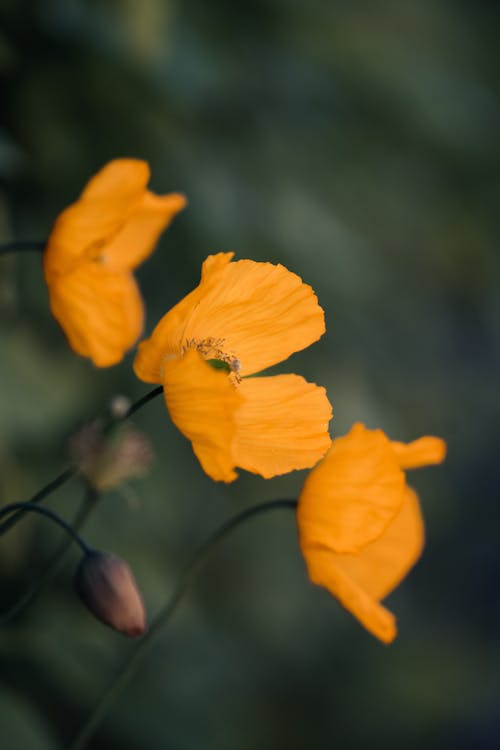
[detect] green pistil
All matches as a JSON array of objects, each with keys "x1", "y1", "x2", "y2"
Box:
[{"x1": 206, "y1": 358, "x2": 231, "y2": 372}]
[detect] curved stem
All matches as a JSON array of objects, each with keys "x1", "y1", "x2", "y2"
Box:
[
  {"x1": 0, "y1": 386, "x2": 163, "y2": 538},
  {"x1": 0, "y1": 502, "x2": 92, "y2": 555},
  {"x1": 69, "y1": 498, "x2": 298, "y2": 750},
  {"x1": 0, "y1": 240, "x2": 46, "y2": 255},
  {"x1": 0, "y1": 466, "x2": 77, "y2": 537},
  {"x1": 0, "y1": 487, "x2": 99, "y2": 625}
]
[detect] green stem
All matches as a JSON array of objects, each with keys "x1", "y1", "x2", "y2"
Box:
[
  {"x1": 0, "y1": 487, "x2": 99, "y2": 625},
  {"x1": 0, "y1": 502, "x2": 92, "y2": 555},
  {"x1": 102, "y1": 385, "x2": 164, "y2": 434},
  {"x1": 69, "y1": 498, "x2": 298, "y2": 750},
  {"x1": 0, "y1": 240, "x2": 46, "y2": 254},
  {"x1": 0, "y1": 466, "x2": 78, "y2": 537},
  {"x1": 0, "y1": 386, "x2": 163, "y2": 537}
]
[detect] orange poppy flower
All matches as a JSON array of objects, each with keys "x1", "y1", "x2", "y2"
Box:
[
  {"x1": 297, "y1": 422, "x2": 446, "y2": 643},
  {"x1": 43, "y1": 159, "x2": 186, "y2": 367},
  {"x1": 134, "y1": 252, "x2": 332, "y2": 482}
]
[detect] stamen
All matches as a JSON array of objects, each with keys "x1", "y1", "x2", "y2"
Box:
[
  {"x1": 183, "y1": 338, "x2": 242, "y2": 382},
  {"x1": 229, "y1": 358, "x2": 241, "y2": 375}
]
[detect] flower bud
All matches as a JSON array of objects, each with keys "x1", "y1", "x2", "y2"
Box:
[
  {"x1": 109, "y1": 394, "x2": 131, "y2": 419},
  {"x1": 69, "y1": 420, "x2": 154, "y2": 491},
  {"x1": 75, "y1": 551, "x2": 147, "y2": 637}
]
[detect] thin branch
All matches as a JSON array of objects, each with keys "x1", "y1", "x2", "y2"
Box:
[
  {"x1": 0, "y1": 487, "x2": 99, "y2": 624},
  {"x1": 69, "y1": 498, "x2": 298, "y2": 750},
  {"x1": 0, "y1": 502, "x2": 92, "y2": 555},
  {"x1": 0, "y1": 466, "x2": 77, "y2": 536},
  {"x1": 0, "y1": 386, "x2": 163, "y2": 537},
  {"x1": 103, "y1": 386, "x2": 164, "y2": 434},
  {"x1": 0, "y1": 240, "x2": 45, "y2": 255}
]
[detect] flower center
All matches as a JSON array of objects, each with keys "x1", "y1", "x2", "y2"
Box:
[{"x1": 184, "y1": 337, "x2": 241, "y2": 382}]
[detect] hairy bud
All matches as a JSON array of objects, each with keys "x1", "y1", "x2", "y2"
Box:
[{"x1": 75, "y1": 551, "x2": 147, "y2": 637}]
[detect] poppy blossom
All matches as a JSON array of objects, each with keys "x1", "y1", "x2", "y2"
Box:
[
  {"x1": 43, "y1": 159, "x2": 186, "y2": 366},
  {"x1": 134, "y1": 252, "x2": 332, "y2": 482},
  {"x1": 297, "y1": 422, "x2": 446, "y2": 642}
]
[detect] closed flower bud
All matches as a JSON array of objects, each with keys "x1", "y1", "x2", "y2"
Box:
[{"x1": 75, "y1": 551, "x2": 147, "y2": 638}]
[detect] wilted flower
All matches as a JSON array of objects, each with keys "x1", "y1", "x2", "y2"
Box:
[
  {"x1": 297, "y1": 422, "x2": 446, "y2": 643},
  {"x1": 75, "y1": 550, "x2": 147, "y2": 637},
  {"x1": 43, "y1": 159, "x2": 186, "y2": 366},
  {"x1": 69, "y1": 420, "x2": 153, "y2": 491},
  {"x1": 134, "y1": 252, "x2": 332, "y2": 482}
]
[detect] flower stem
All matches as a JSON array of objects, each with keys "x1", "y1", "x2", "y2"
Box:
[
  {"x1": 0, "y1": 487, "x2": 99, "y2": 625},
  {"x1": 69, "y1": 498, "x2": 298, "y2": 750},
  {"x1": 0, "y1": 466, "x2": 77, "y2": 536},
  {"x1": 0, "y1": 502, "x2": 92, "y2": 555},
  {"x1": 103, "y1": 385, "x2": 164, "y2": 433},
  {"x1": 0, "y1": 386, "x2": 163, "y2": 538},
  {"x1": 0, "y1": 240, "x2": 46, "y2": 254}
]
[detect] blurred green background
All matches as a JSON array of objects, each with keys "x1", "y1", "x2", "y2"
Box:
[{"x1": 1, "y1": 0, "x2": 499, "y2": 748}]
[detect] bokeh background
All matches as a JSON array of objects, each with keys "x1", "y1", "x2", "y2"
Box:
[{"x1": 1, "y1": 1, "x2": 499, "y2": 748}]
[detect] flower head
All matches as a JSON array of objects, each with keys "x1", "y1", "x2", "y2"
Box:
[
  {"x1": 134, "y1": 252, "x2": 332, "y2": 482},
  {"x1": 297, "y1": 422, "x2": 446, "y2": 643},
  {"x1": 43, "y1": 159, "x2": 186, "y2": 366},
  {"x1": 69, "y1": 420, "x2": 154, "y2": 491},
  {"x1": 75, "y1": 550, "x2": 147, "y2": 637}
]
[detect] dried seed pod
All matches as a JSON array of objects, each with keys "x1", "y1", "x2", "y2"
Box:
[
  {"x1": 75, "y1": 550, "x2": 147, "y2": 638},
  {"x1": 69, "y1": 420, "x2": 154, "y2": 491}
]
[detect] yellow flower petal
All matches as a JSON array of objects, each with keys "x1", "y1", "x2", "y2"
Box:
[
  {"x1": 80, "y1": 158, "x2": 151, "y2": 201},
  {"x1": 391, "y1": 436, "x2": 447, "y2": 470},
  {"x1": 44, "y1": 202, "x2": 126, "y2": 279},
  {"x1": 162, "y1": 348, "x2": 243, "y2": 482},
  {"x1": 304, "y1": 548, "x2": 397, "y2": 643},
  {"x1": 181, "y1": 258, "x2": 325, "y2": 376},
  {"x1": 98, "y1": 191, "x2": 187, "y2": 272},
  {"x1": 134, "y1": 253, "x2": 331, "y2": 482},
  {"x1": 233, "y1": 375, "x2": 332, "y2": 478},
  {"x1": 134, "y1": 254, "x2": 325, "y2": 381},
  {"x1": 134, "y1": 253, "x2": 234, "y2": 383},
  {"x1": 331, "y1": 487, "x2": 424, "y2": 601},
  {"x1": 297, "y1": 422, "x2": 446, "y2": 641},
  {"x1": 300, "y1": 488, "x2": 424, "y2": 643},
  {"x1": 47, "y1": 265, "x2": 143, "y2": 367},
  {"x1": 199, "y1": 252, "x2": 235, "y2": 280},
  {"x1": 44, "y1": 160, "x2": 152, "y2": 279},
  {"x1": 44, "y1": 159, "x2": 185, "y2": 366},
  {"x1": 297, "y1": 423, "x2": 406, "y2": 554}
]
